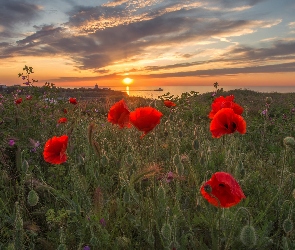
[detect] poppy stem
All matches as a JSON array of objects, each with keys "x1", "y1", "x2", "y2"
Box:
[
  {"x1": 224, "y1": 207, "x2": 252, "y2": 250},
  {"x1": 279, "y1": 148, "x2": 287, "y2": 188}
]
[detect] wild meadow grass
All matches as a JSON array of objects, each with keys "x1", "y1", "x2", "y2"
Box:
[{"x1": 1, "y1": 85, "x2": 295, "y2": 249}]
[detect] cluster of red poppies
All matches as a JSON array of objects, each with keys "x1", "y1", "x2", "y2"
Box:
[
  {"x1": 107, "y1": 99, "x2": 163, "y2": 139},
  {"x1": 200, "y1": 95, "x2": 246, "y2": 208},
  {"x1": 209, "y1": 95, "x2": 246, "y2": 138},
  {"x1": 42, "y1": 95, "x2": 246, "y2": 208}
]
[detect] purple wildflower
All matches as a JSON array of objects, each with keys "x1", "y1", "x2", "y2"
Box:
[
  {"x1": 261, "y1": 110, "x2": 267, "y2": 116},
  {"x1": 9, "y1": 139, "x2": 15, "y2": 146},
  {"x1": 83, "y1": 246, "x2": 91, "y2": 250},
  {"x1": 99, "y1": 218, "x2": 106, "y2": 227},
  {"x1": 166, "y1": 171, "x2": 174, "y2": 183}
]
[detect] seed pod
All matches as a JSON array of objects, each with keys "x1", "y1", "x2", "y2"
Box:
[
  {"x1": 283, "y1": 137, "x2": 295, "y2": 149},
  {"x1": 100, "y1": 154, "x2": 109, "y2": 167},
  {"x1": 161, "y1": 222, "x2": 172, "y2": 240},
  {"x1": 240, "y1": 225, "x2": 257, "y2": 247},
  {"x1": 22, "y1": 160, "x2": 29, "y2": 173},
  {"x1": 173, "y1": 154, "x2": 181, "y2": 166},
  {"x1": 27, "y1": 189, "x2": 39, "y2": 206},
  {"x1": 283, "y1": 218, "x2": 293, "y2": 234}
]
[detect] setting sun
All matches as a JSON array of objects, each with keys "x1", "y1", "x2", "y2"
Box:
[{"x1": 122, "y1": 77, "x2": 133, "y2": 85}]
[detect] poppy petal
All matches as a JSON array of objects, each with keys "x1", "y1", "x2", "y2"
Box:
[
  {"x1": 200, "y1": 172, "x2": 246, "y2": 208},
  {"x1": 43, "y1": 135, "x2": 68, "y2": 164}
]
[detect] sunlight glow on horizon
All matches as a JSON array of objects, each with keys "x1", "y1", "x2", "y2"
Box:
[{"x1": 122, "y1": 77, "x2": 134, "y2": 85}]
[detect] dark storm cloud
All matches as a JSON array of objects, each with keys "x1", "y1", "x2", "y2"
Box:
[{"x1": 0, "y1": 0, "x2": 40, "y2": 37}]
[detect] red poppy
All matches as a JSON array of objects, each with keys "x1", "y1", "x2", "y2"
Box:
[
  {"x1": 43, "y1": 135, "x2": 68, "y2": 164},
  {"x1": 164, "y1": 100, "x2": 176, "y2": 108},
  {"x1": 107, "y1": 99, "x2": 131, "y2": 128},
  {"x1": 26, "y1": 95, "x2": 32, "y2": 100},
  {"x1": 200, "y1": 172, "x2": 246, "y2": 208},
  {"x1": 69, "y1": 97, "x2": 77, "y2": 105},
  {"x1": 15, "y1": 98, "x2": 22, "y2": 105},
  {"x1": 209, "y1": 95, "x2": 243, "y2": 119},
  {"x1": 63, "y1": 108, "x2": 67, "y2": 114},
  {"x1": 210, "y1": 108, "x2": 246, "y2": 138},
  {"x1": 58, "y1": 117, "x2": 67, "y2": 124},
  {"x1": 129, "y1": 107, "x2": 163, "y2": 138}
]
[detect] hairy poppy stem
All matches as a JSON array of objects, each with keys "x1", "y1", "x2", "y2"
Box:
[
  {"x1": 224, "y1": 207, "x2": 252, "y2": 250},
  {"x1": 280, "y1": 148, "x2": 287, "y2": 188}
]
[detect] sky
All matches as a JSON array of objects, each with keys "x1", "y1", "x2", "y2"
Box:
[{"x1": 1, "y1": 0, "x2": 295, "y2": 88}]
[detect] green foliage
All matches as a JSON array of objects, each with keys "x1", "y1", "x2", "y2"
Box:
[{"x1": 2, "y1": 73, "x2": 295, "y2": 248}]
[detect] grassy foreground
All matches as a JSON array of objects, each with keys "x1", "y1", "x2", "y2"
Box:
[{"x1": 1, "y1": 86, "x2": 295, "y2": 249}]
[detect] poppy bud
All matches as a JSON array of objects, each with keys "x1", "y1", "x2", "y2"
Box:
[
  {"x1": 240, "y1": 225, "x2": 257, "y2": 247},
  {"x1": 178, "y1": 130, "x2": 183, "y2": 138},
  {"x1": 123, "y1": 191, "x2": 130, "y2": 203},
  {"x1": 100, "y1": 154, "x2": 109, "y2": 167},
  {"x1": 173, "y1": 154, "x2": 181, "y2": 166},
  {"x1": 161, "y1": 222, "x2": 172, "y2": 240},
  {"x1": 157, "y1": 185, "x2": 166, "y2": 201},
  {"x1": 283, "y1": 218, "x2": 293, "y2": 234},
  {"x1": 117, "y1": 236, "x2": 131, "y2": 248},
  {"x1": 27, "y1": 189, "x2": 39, "y2": 206},
  {"x1": 124, "y1": 153, "x2": 134, "y2": 166},
  {"x1": 22, "y1": 160, "x2": 29, "y2": 173},
  {"x1": 147, "y1": 233, "x2": 155, "y2": 245},
  {"x1": 90, "y1": 236, "x2": 99, "y2": 246},
  {"x1": 283, "y1": 137, "x2": 295, "y2": 149},
  {"x1": 192, "y1": 139, "x2": 199, "y2": 150},
  {"x1": 265, "y1": 97, "x2": 272, "y2": 104}
]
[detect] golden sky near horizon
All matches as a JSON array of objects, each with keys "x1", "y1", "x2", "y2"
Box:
[{"x1": 0, "y1": 0, "x2": 295, "y2": 88}]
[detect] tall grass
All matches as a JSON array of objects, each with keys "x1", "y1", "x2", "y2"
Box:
[{"x1": 1, "y1": 86, "x2": 295, "y2": 249}]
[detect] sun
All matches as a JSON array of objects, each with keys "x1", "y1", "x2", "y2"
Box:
[{"x1": 122, "y1": 77, "x2": 133, "y2": 85}]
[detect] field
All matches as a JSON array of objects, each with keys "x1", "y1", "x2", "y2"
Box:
[{"x1": 1, "y1": 84, "x2": 295, "y2": 249}]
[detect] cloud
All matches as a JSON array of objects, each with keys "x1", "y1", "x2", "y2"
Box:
[{"x1": 0, "y1": 0, "x2": 41, "y2": 37}]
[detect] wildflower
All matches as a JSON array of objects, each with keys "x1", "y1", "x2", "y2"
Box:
[
  {"x1": 9, "y1": 139, "x2": 15, "y2": 146},
  {"x1": 26, "y1": 95, "x2": 32, "y2": 100},
  {"x1": 261, "y1": 110, "x2": 267, "y2": 116},
  {"x1": 83, "y1": 246, "x2": 91, "y2": 250},
  {"x1": 69, "y1": 97, "x2": 77, "y2": 105},
  {"x1": 209, "y1": 95, "x2": 243, "y2": 119},
  {"x1": 58, "y1": 117, "x2": 67, "y2": 124},
  {"x1": 107, "y1": 99, "x2": 131, "y2": 128},
  {"x1": 15, "y1": 98, "x2": 22, "y2": 105},
  {"x1": 166, "y1": 171, "x2": 174, "y2": 183},
  {"x1": 62, "y1": 108, "x2": 67, "y2": 114},
  {"x1": 43, "y1": 135, "x2": 68, "y2": 164},
  {"x1": 164, "y1": 100, "x2": 176, "y2": 108},
  {"x1": 210, "y1": 108, "x2": 246, "y2": 138},
  {"x1": 129, "y1": 107, "x2": 163, "y2": 138},
  {"x1": 200, "y1": 172, "x2": 246, "y2": 208},
  {"x1": 99, "y1": 218, "x2": 106, "y2": 227}
]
